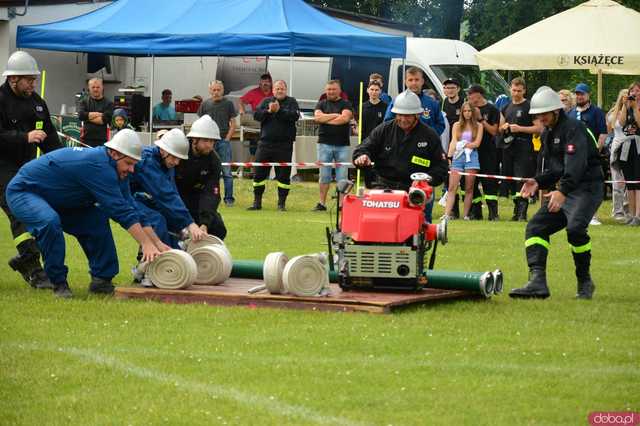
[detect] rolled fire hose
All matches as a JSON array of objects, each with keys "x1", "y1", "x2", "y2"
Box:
[
  {"x1": 263, "y1": 252, "x2": 289, "y2": 294},
  {"x1": 282, "y1": 254, "x2": 329, "y2": 297},
  {"x1": 146, "y1": 249, "x2": 198, "y2": 290},
  {"x1": 186, "y1": 234, "x2": 229, "y2": 255},
  {"x1": 230, "y1": 260, "x2": 500, "y2": 297},
  {"x1": 190, "y1": 245, "x2": 233, "y2": 285},
  {"x1": 424, "y1": 270, "x2": 495, "y2": 298}
]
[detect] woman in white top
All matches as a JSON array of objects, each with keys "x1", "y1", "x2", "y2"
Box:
[
  {"x1": 444, "y1": 102, "x2": 483, "y2": 220},
  {"x1": 607, "y1": 89, "x2": 629, "y2": 221}
]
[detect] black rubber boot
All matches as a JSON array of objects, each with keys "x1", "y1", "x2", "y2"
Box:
[
  {"x1": 573, "y1": 251, "x2": 595, "y2": 299},
  {"x1": 89, "y1": 277, "x2": 115, "y2": 295},
  {"x1": 247, "y1": 194, "x2": 263, "y2": 211},
  {"x1": 53, "y1": 281, "x2": 73, "y2": 299},
  {"x1": 511, "y1": 199, "x2": 519, "y2": 221},
  {"x1": 576, "y1": 277, "x2": 596, "y2": 300},
  {"x1": 8, "y1": 252, "x2": 53, "y2": 289},
  {"x1": 487, "y1": 200, "x2": 499, "y2": 221},
  {"x1": 471, "y1": 202, "x2": 483, "y2": 220},
  {"x1": 518, "y1": 198, "x2": 529, "y2": 222},
  {"x1": 29, "y1": 269, "x2": 54, "y2": 290},
  {"x1": 509, "y1": 267, "x2": 550, "y2": 299},
  {"x1": 277, "y1": 188, "x2": 288, "y2": 211}
]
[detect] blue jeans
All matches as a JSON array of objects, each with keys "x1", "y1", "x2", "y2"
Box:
[
  {"x1": 451, "y1": 149, "x2": 480, "y2": 171},
  {"x1": 317, "y1": 143, "x2": 350, "y2": 184},
  {"x1": 215, "y1": 139, "x2": 234, "y2": 202},
  {"x1": 424, "y1": 192, "x2": 435, "y2": 224}
]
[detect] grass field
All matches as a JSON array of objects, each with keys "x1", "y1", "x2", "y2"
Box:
[{"x1": 1, "y1": 178, "x2": 638, "y2": 425}]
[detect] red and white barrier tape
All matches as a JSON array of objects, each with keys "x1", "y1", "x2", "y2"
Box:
[
  {"x1": 54, "y1": 132, "x2": 640, "y2": 184},
  {"x1": 57, "y1": 131, "x2": 92, "y2": 148},
  {"x1": 452, "y1": 170, "x2": 640, "y2": 184},
  {"x1": 452, "y1": 171, "x2": 528, "y2": 182},
  {"x1": 222, "y1": 161, "x2": 355, "y2": 168}
]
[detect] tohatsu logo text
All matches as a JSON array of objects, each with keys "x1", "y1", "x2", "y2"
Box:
[{"x1": 362, "y1": 200, "x2": 400, "y2": 208}]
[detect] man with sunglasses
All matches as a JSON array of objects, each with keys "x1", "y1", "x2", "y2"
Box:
[
  {"x1": 567, "y1": 83, "x2": 607, "y2": 225},
  {"x1": 0, "y1": 51, "x2": 62, "y2": 290}
]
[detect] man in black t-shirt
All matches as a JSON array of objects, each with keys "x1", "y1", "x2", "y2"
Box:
[
  {"x1": 467, "y1": 85, "x2": 501, "y2": 220},
  {"x1": 499, "y1": 77, "x2": 543, "y2": 221},
  {"x1": 442, "y1": 78, "x2": 464, "y2": 131},
  {"x1": 442, "y1": 78, "x2": 465, "y2": 217},
  {"x1": 361, "y1": 81, "x2": 388, "y2": 139},
  {"x1": 313, "y1": 80, "x2": 354, "y2": 211},
  {"x1": 360, "y1": 81, "x2": 387, "y2": 188}
]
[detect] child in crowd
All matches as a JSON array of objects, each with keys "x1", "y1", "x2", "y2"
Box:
[{"x1": 111, "y1": 108, "x2": 134, "y2": 136}]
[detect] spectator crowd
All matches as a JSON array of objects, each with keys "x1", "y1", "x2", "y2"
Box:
[{"x1": 1, "y1": 49, "x2": 638, "y2": 298}]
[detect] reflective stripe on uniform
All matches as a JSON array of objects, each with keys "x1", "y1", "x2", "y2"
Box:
[
  {"x1": 252, "y1": 180, "x2": 268, "y2": 188},
  {"x1": 525, "y1": 237, "x2": 550, "y2": 250},
  {"x1": 512, "y1": 194, "x2": 520, "y2": 200},
  {"x1": 411, "y1": 155, "x2": 430, "y2": 168},
  {"x1": 472, "y1": 196, "x2": 483, "y2": 203},
  {"x1": 14, "y1": 232, "x2": 33, "y2": 247},
  {"x1": 571, "y1": 242, "x2": 591, "y2": 253},
  {"x1": 277, "y1": 181, "x2": 291, "y2": 190},
  {"x1": 484, "y1": 195, "x2": 498, "y2": 201},
  {"x1": 585, "y1": 128, "x2": 599, "y2": 149}
]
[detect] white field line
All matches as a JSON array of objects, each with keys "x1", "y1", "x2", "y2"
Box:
[
  {"x1": 5, "y1": 342, "x2": 366, "y2": 426},
  {"x1": 7, "y1": 342, "x2": 636, "y2": 380}
]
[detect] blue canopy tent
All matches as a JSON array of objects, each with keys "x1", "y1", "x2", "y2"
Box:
[
  {"x1": 16, "y1": 0, "x2": 406, "y2": 140},
  {"x1": 16, "y1": 0, "x2": 406, "y2": 58}
]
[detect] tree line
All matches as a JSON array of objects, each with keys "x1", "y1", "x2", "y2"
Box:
[{"x1": 308, "y1": 0, "x2": 640, "y2": 108}]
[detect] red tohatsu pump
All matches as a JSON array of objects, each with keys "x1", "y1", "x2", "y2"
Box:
[{"x1": 329, "y1": 173, "x2": 447, "y2": 291}]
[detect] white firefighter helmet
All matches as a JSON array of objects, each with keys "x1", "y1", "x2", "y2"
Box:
[
  {"x1": 391, "y1": 90, "x2": 423, "y2": 115},
  {"x1": 529, "y1": 86, "x2": 565, "y2": 115},
  {"x1": 104, "y1": 129, "x2": 142, "y2": 161},
  {"x1": 154, "y1": 128, "x2": 189, "y2": 160},
  {"x1": 187, "y1": 115, "x2": 221, "y2": 140},
  {"x1": 3, "y1": 51, "x2": 41, "y2": 77}
]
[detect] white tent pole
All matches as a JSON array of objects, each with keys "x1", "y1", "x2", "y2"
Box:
[
  {"x1": 149, "y1": 55, "x2": 155, "y2": 145},
  {"x1": 289, "y1": 52, "x2": 297, "y2": 180},
  {"x1": 289, "y1": 52, "x2": 294, "y2": 96},
  {"x1": 402, "y1": 58, "x2": 406, "y2": 91},
  {"x1": 597, "y1": 68, "x2": 603, "y2": 108}
]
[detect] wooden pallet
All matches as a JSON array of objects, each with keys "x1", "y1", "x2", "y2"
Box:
[{"x1": 115, "y1": 278, "x2": 481, "y2": 314}]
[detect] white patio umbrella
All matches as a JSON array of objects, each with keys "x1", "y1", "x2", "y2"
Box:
[{"x1": 476, "y1": 0, "x2": 640, "y2": 106}]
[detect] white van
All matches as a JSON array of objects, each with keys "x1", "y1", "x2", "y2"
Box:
[{"x1": 265, "y1": 37, "x2": 509, "y2": 110}]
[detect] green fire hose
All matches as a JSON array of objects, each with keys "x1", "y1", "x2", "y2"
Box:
[
  {"x1": 424, "y1": 270, "x2": 495, "y2": 298},
  {"x1": 231, "y1": 260, "x2": 500, "y2": 297},
  {"x1": 231, "y1": 260, "x2": 266, "y2": 280}
]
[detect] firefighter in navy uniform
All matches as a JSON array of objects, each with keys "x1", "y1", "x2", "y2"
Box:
[
  {"x1": 176, "y1": 115, "x2": 227, "y2": 239},
  {"x1": 353, "y1": 90, "x2": 448, "y2": 223},
  {"x1": 0, "y1": 51, "x2": 62, "y2": 289},
  {"x1": 510, "y1": 87, "x2": 604, "y2": 300},
  {"x1": 248, "y1": 80, "x2": 300, "y2": 211},
  {"x1": 129, "y1": 129, "x2": 207, "y2": 249}
]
